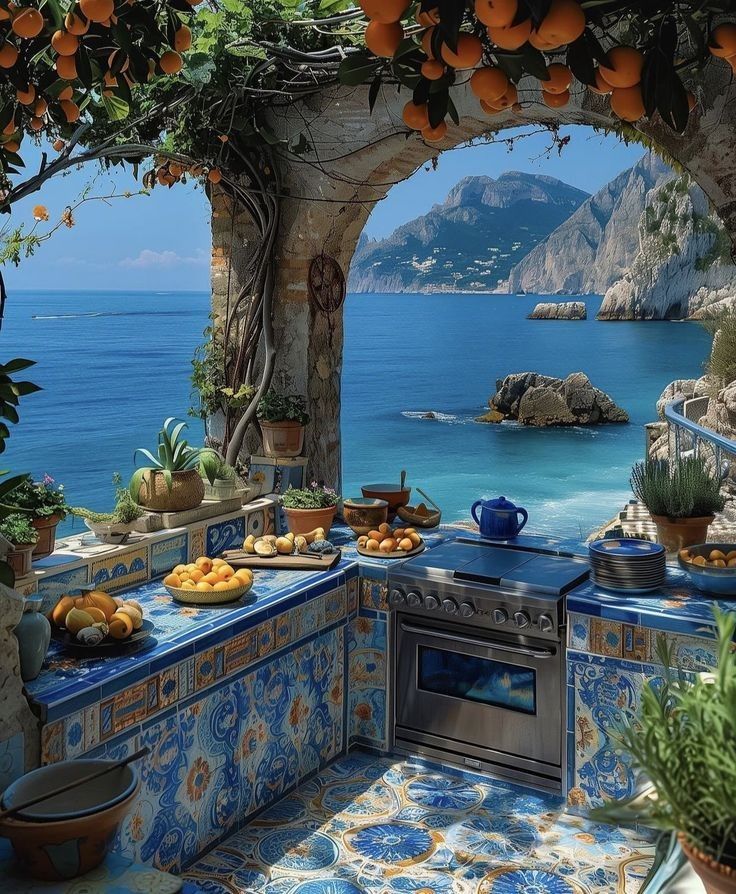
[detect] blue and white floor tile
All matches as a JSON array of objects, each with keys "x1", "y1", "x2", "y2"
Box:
[{"x1": 183, "y1": 753, "x2": 655, "y2": 893}]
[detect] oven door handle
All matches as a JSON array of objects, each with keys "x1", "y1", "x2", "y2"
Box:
[{"x1": 399, "y1": 621, "x2": 557, "y2": 659}]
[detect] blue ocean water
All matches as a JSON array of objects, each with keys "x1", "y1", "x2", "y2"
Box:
[
  {"x1": 0, "y1": 289, "x2": 712, "y2": 540},
  {"x1": 341, "y1": 292, "x2": 712, "y2": 538}
]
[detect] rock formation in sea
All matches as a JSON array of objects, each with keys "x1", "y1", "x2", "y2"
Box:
[
  {"x1": 486, "y1": 372, "x2": 628, "y2": 427},
  {"x1": 598, "y1": 176, "x2": 736, "y2": 320},
  {"x1": 528, "y1": 301, "x2": 586, "y2": 320},
  {"x1": 506, "y1": 153, "x2": 670, "y2": 296}
]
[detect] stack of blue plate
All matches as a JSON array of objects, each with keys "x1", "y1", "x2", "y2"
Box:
[{"x1": 588, "y1": 539, "x2": 666, "y2": 593}]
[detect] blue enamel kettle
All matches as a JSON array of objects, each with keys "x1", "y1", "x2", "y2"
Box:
[{"x1": 471, "y1": 496, "x2": 528, "y2": 540}]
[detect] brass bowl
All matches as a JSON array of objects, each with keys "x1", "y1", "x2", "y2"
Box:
[{"x1": 342, "y1": 498, "x2": 389, "y2": 536}]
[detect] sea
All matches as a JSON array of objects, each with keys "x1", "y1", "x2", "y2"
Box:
[{"x1": 1, "y1": 289, "x2": 712, "y2": 540}]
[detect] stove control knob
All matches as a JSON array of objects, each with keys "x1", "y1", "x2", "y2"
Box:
[
  {"x1": 538, "y1": 613, "x2": 555, "y2": 633},
  {"x1": 406, "y1": 591, "x2": 423, "y2": 608},
  {"x1": 424, "y1": 594, "x2": 440, "y2": 610},
  {"x1": 492, "y1": 608, "x2": 509, "y2": 625},
  {"x1": 442, "y1": 598, "x2": 458, "y2": 615},
  {"x1": 389, "y1": 589, "x2": 406, "y2": 607},
  {"x1": 513, "y1": 610, "x2": 531, "y2": 629},
  {"x1": 459, "y1": 602, "x2": 475, "y2": 618}
]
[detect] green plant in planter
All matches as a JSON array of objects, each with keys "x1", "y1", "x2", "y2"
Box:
[
  {"x1": 199, "y1": 451, "x2": 237, "y2": 482},
  {"x1": 630, "y1": 458, "x2": 725, "y2": 518},
  {"x1": 281, "y1": 484, "x2": 339, "y2": 510},
  {"x1": 189, "y1": 321, "x2": 256, "y2": 420},
  {"x1": 0, "y1": 513, "x2": 38, "y2": 547},
  {"x1": 69, "y1": 474, "x2": 145, "y2": 525},
  {"x1": 10, "y1": 474, "x2": 70, "y2": 520},
  {"x1": 593, "y1": 608, "x2": 736, "y2": 879},
  {"x1": 130, "y1": 418, "x2": 218, "y2": 499},
  {"x1": 257, "y1": 391, "x2": 310, "y2": 425}
]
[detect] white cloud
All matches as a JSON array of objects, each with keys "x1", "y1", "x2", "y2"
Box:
[{"x1": 119, "y1": 248, "x2": 208, "y2": 269}]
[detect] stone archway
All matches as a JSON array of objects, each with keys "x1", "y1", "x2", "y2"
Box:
[{"x1": 211, "y1": 61, "x2": 736, "y2": 488}]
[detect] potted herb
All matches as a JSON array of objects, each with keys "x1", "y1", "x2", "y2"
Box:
[
  {"x1": 199, "y1": 451, "x2": 241, "y2": 501},
  {"x1": 0, "y1": 514, "x2": 38, "y2": 576},
  {"x1": 630, "y1": 458, "x2": 725, "y2": 552},
  {"x1": 9, "y1": 474, "x2": 70, "y2": 559},
  {"x1": 593, "y1": 608, "x2": 736, "y2": 894},
  {"x1": 69, "y1": 474, "x2": 146, "y2": 544},
  {"x1": 130, "y1": 418, "x2": 218, "y2": 513},
  {"x1": 280, "y1": 483, "x2": 339, "y2": 536},
  {"x1": 257, "y1": 391, "x2": 309, "y2": 458}
]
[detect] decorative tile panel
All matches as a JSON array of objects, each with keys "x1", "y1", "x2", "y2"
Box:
[
  {"x1": 245, "y1": 509, "x2": 265, "y2": 539},
  {"x1": 37, "y1": 563, "x2": 89, "y2": 615},
  {"x1": 189, "y1": 526, "x2": 205, "y2": 562},
  {"x1": 360, "y1": 577, "x2": 388, "y2": 612},
  {"x1": 150, "y1": 533, "x2": 188, "y2": 578},
  {"x1": 589, "y1": 618, "x2": 623, "y2": 657},
  {"x1": 348, "y1": 613, "x2": 388, "y2": 747},
  {"x1": 347, "y1": 575, "x2": 358, "y2": 614},
  {"x1": 40, "y1": 720, "x2": 64, "y2": 765},
  {"x1": 91, "y1": 546, "x2": 148, "y2": 592},
  {"x1": 206, "y1": 515, "x2": 245, "y2": 556}
]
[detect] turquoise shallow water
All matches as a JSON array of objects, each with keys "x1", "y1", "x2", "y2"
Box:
[
  {"x1": 0, "y1": 289, "x2": 712, "y2": 540},
  {"x1": 341, "y1": 292, "x2": 712, "y2": 538}
]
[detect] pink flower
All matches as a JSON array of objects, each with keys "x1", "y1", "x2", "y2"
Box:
[{"x1": 42, "y1": 474, "x2": 54, "y2": 485}]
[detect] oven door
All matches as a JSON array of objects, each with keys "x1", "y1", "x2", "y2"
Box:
[{"x1": 394, "y1": 616, "x2": 562, "y2": 772}]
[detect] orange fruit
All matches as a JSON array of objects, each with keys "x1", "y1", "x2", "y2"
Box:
[
  {"x1": 2, "y1": 119, "x2": 15, "y2": 135},
  {"x1": 470, "y1": 65, "x2": 509, "y2": 100},
  {"x1": 415, "y1": 7, "x2": 439, "y2": 27},
  {"x1": 51, "y1": 30, "x2": 78, "y2": 56},
  {"x1": 487, "y1": 19, "x2": 532, "y2": 51},
  {"x1": 3, "y1": 140, "x2": 20, "y2": 152},
  {"x1": 488, "y1": 83, "x2": 518, "y2": 109},
  {"x1": 12, "y1": 8, "x2": 44, "y2": 39},
  {"x1": 108, "y1": 612, "x2": 134, "y2": 639},
  {"x1": 402, "y1": 100, "x2": 429, "y2": 129},
  {"x1": 589, "y1": 68, "x2": 613, "y2": 95},
  {"x1": 53, "y1": 137, "x2": 65, "y2": 151},
  {"x1": 421, "y1": 26, "x2": 435, "y2": 58},
  {"x1": 56, "y1": 55, "x2": 77, "y2": 80},
  {"x1": 528, "y1": 29, "x2": 558, "y2": 51},
  {"x1": 599, "y1": 46, "x2": 643, "y2": 89},
  {"x1": 365, "y1": 20, "x2": 402, "y2": 57},
  {"x1": 359, "y1": 0, "x2": 408, "y2": 25},
  {"x1": 420, "y1": 58, "x2": 444, "y2": 80},
  {"x1": 16, "y1": 83, "x2": 35, "y2": 104},
  {"x1": 174, "y1": 24, "x2": 192, "y2": 52},
  {"x1": 164, "y1": 572, "x2": 182, "y2": 587},
  {"x1": 709, "y1": 24, "x2": 736, "y2": 58},
  {"x1": 160, "y1": 50, "x2": 182, "y2": 74},
  {"x1": 33, "y1": 97, "x2": 46, "y2": 115},
  {"x1": 422, "y1": 121, "x2": 447, "y2": 142},
  {"x1": 65, "y1": 12, "x2": 89, "y2": 35},
  {"x1": 542, "y1": 88, "x2": 570, "y2": 108},
  {"x1": 207, "y1": 167, "x2": 222, "y2": 183},
  {"x1": 30, "y1": 115, "x2": 43, "y2": 130},
  {"x1": 474, "y1": 0, "x2": 517, "y2": 28},
  {"x1": 543, "y1": 62, "x2": 572, "y2": 94},
  {"x1": 440, "y1": 33, "x2": 482, "y2": 69},
  {"x1": 79, "y1": 0, "x2": 113, "y2": 24},
  {"x1": 195, "y1": 556, "x2": 213, "y2": 572},
  {"x1": 536, "y1": 0, "x2": 585, "y2": 46},
  {"x1": 0, "y1": 42, "x2": 18, "y2": 67},
  {"x1": 610, "y1": 84, "x2": 645, "y2": 122},
  {"x1": 51, "y1": 595, "x2": 76, "y2": 627}
]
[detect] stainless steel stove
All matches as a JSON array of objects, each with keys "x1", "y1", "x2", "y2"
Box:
[{"x1": 388, "y1": 538, "x2": 590, "y2": 791}]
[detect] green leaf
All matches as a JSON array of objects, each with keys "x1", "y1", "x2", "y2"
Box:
[
  {"x1": 521, "y1": 44, "x2": 549, "y2": 80},
  {"x1": 427, "y1": 88, "x2": 448, "y2": 128},
  {"x1": 1, "y1": 359, "x2": 35, "y2": 373},
  {"x1": 338, "y1": 53, "x2": 382, "y2": 87},
  {"x1": 102, "y1": 93, "x2": 130, "y2": 122},
  {"x1": 368, "y1": 74, "x2": 382, "y2": 113}
]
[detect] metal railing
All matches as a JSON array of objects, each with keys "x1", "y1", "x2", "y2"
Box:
[{"x1": 664, "y1": 397, "x2": 736, "y2": 470}]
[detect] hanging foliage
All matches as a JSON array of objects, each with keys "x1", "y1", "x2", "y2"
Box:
[{"x1": 338, "y1": 1, "x2": 736, "y2": 141}]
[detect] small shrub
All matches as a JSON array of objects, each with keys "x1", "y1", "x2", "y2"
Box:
[{"x1": 703, "y1": 309, "x2": 736, "y2": 385}]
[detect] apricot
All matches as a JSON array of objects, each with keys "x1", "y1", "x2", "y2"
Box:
[
  {"x1": 164, "y1": 573, "x2": 182, "y2": 587},
  {"x1": 195, "y1": 581, "x2": 213, "y2": 591},
  {"x1": 116, "y1": 604, "x2": 143, "y2": 629},
  {"x1": 51, "y1": 595, "x2": 76, "y2": 627},
  {"x1": 399, "y1": 537, "x2": 414, "y2": 551},
  {"x1": 365, "y1": 538, "x2": 380, "y2": 552},
  {"x1": 181, "y1": 580, "x2": 196, "y2": 590},
  {"x1": 189, "y1": 569, "x2": 204, "y2": 583},
  {"x1": 218, "y1": 563, "x2": 235, "y2": 578},
  {"x1": 195, "y1": 556, "x2": 213, "y2": 572},
  {"x1": 108, "y1": 612, "x2": 134, "y2": 639},
  {"x1": 379, "y1": 538, "x2": 398, "y2": 552},
  {"x1": 203, "y1": 572, "x2": 221, "y2": 585}
]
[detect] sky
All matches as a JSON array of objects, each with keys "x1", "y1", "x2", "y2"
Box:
[{"x1": 1, "y1": 125, "x2": 645, "y2": 290}]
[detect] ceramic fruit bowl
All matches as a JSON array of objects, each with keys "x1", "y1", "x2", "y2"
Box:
[
  {"x1": 165, "y1": 580, "x2": 253, "y2": 605},
  {"x1": 343, "y1": 498, "x2": 389, "y2": 536},
  {"x1": 361, "y1": 484, "x2": 411, "y2": 522},
  {"x1": 0, "y1": 760, "x2": 139, "y2": 881},
  {"x1": 678, "y1": 543, "x2": 736, "y2": 596}
]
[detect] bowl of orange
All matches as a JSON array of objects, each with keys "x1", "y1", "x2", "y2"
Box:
[{"x1": 163, "y1": 556, "x2": 254, "y2": 605}]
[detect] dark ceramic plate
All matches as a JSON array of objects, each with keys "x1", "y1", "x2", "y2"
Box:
[
  {"x1": 52, "y1": 619, "x2": 154, "y2": 657},
  {"x1": 589, "y1": 539, "x2": 664, "y2": 557}
]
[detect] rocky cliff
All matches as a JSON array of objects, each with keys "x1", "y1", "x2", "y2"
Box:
[
  {"x1": 486, "y1": 372, "x2": 628, "y2": 426},
  {"x1": 597, "y1": 176, "x2": 736, "y2": 320},
  {"x1": 348, "y1": 172, "x2": 588, "y2": 293},
  {"x1": 507, "y1": 153, "x2": 670, "y2": 296},
  {"x1": 528, "y1": 301, "x2": 586, "y2": 319}
]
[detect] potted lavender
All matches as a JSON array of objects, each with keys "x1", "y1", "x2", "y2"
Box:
[{"x1": 280, "y1": 483, "x2": 339, "y2": 536}]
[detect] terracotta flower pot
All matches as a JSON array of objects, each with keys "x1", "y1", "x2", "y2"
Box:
[
  {"x1": 651, "y1": 514, "x2": 714, "y2": 553},
  {"x1": 30, "y1": 514, "x2": 61, "y2": 559},
  {"x1": 260, "y1": 420, "x2": 305, "y2": 458},
  {"x1": 134, "y1": 468, "x2": 204, "y2": 513},
  {"x1": 6, "y1": 543, "x2": 35, "y2": 577},
  {"x1": 679, "y1": 835, "x2": 736, "y2": 894},
  {"x1": 283, "y1": 505, "x2": 336, "y2": 536}
]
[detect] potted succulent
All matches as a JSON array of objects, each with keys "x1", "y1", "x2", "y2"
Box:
[
  {"x1": 130, "y1": 418, "x2": 219, "y2": 513},
  {"x1": 593, "y1": 608, "x2": 736, "y2": 894},
  {"x1": 69, "y1": 473, "x2": 146, "y2": 544},
  {"x1": 9, "y1": 474, "x2": 70, "y2": 559},
  {"x1": 257, "y1": 390, "x2": 309, "y2": 458},
  {"x1": 280, "y1": 483, "x2": 339, "y2": 536},
  {"x1": 199, "y1": 451, "x2": 241, "y2": 501},
  {"x1": 0, "y1": 514, "x2": 38, "y2": 576},
  {"x1": 630, "y1": 457, "x2": 725, "y2": 552}
]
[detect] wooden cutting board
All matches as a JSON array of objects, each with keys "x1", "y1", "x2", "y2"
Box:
[{"x1": 222, "y1": 549, "x2": 342, "y2": 571}]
